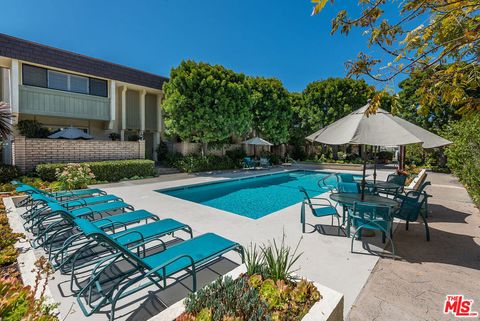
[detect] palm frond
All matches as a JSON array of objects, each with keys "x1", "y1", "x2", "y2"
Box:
[{"x1": 0, "y1": 102, "x2": 13, "y2": 140}]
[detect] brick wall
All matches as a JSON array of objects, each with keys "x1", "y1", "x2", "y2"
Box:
[{"x1": 13, "y1": 136, "x2": 145, "y2": 172}]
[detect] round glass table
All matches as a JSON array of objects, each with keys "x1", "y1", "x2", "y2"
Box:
[{"x1": 330, "y1": 192, "x2": 399, "y2": 208}]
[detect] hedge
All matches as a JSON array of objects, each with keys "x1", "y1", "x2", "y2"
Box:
[
  {"x1": 0, "y1": 165, "x2": 19, "y2": 184},
  {"x1": 36, "y1": 159, "x2": 156, "y2": 182}
]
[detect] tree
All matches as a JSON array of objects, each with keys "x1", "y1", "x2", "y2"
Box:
[
  {"x1": 162, "y1": 60, "x2": 252, "y2": 154},
  {"x1": 312, "y1": 0, "x2": 479, "y2": 114},
  {"x1": 396, "y1": 70, "x2": 461, "y2": 133},
  {"x1": 0, "y1": 102, "x2": 13, "y2": 140},
  {"x1": 300, "y1": 78, "x2": 373, "y2": 134},
  {"x1": 249, "y1": 77, "x2": 292, "y2": 144}
]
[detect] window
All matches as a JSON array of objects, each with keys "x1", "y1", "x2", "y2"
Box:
[
  {"x1": 22, "y1": 65, "x2": 47, "y2": 87},
  {"x1": 22, "y1": 64, "x2": 107, "y2": 97},
  {"x1": 89, "y1": 78, "x2": 108, "y2": 97}
]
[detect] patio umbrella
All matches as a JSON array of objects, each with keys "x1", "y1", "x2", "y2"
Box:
[
  {"x1": 242, "y1": 137, "x2": 273, "y2": 157},
  {"x1": 306, "y1": 103, "x2": 452, "y2": 200},
  {"x1": 48, "y1": 126, "x2": 93, "y2": 140}
]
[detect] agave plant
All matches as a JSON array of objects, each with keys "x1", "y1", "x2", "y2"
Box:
[{"x1": 0, "y1": 102, "x2": 13, "y2": 140}]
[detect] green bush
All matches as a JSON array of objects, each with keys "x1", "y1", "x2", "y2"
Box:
[
  {"x1": 377, "y1": 150, "x2": 393, "y2": 162},
  {"x1": 16, "y1": 120, "x2": 51, "y2": 138},
  {"x1": 155, "y1": 141, "x2": 169, "y2": 162},
  {"x1": 0, "y1": 165, "x2": 19, "y2": 184},
  {"x1": 445, "y1": 114, "x2": 480, "y2": 204},
  {"x1": 55, "y1": 163, "x2": 95, "y2": 190},
  {"x1": 165, "y1": 153, "x2": 241, "y2": 173},
  {"x1": 36, "y1": 159, "x2": 156, "y2": 182}
]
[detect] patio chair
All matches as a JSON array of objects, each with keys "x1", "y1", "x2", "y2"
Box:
[
  {"x1": 298, "y1": 186, "x2": 341, "y2": 234},
  {"x1": 259, "y1": 157, "x2": 271, "y2": 168},
  {"x1": 242, "y1": 157, "x2": 257, "y2": 169},
  {"x1": 395, "y1": 181, "x2": 432, "y2": 218},
  {"x1": 73, "y1": 218, "x2": 244, "y2": 320},
  {"x1": 338, "y1": 182, "x2": 361, "y2": 194},
  {"x1": 336, "y1": 173, "x2": 356, "y2": 183},
  {"x1": 393, "y1": 188, "x2": 430, "y2": 241},
  {"x1": 42, "y1": 203, "x2": 192, "y2": 273},
  {"x1": 14, "y1": 182, "x2": 106, "y2": 206},
  {"x1": 377, "y1": 173, "x2": 407, "y2": 197},
  {"x1": 348, "y1": 202, "x2": 395, "y2": 257}
]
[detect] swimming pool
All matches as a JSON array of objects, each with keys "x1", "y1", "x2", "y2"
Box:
[{"x1": 157, "y1": 170, "x2": 339, "y2": 219}]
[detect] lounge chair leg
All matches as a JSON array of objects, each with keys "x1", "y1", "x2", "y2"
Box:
[
  {"x1": 382, "y1": 231, "x2": 386, "y2": 243},
  {"x1": 405, "y1": 220, "x2": 409, "y2": 231},
  {"x1": 421, "y1": 215, "x2": 430, "y2": 241}
]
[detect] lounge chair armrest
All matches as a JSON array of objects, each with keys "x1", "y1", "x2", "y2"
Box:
[
  {"x1": 112, "y1": 230, "x2": 145, "y2": 243},
  {"x1": 145, "y1": 254, "x2": 196, "y2": 278}
]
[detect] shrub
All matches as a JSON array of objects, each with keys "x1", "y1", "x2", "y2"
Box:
[
  {"x1": 156, "y1": 140, "x2": 169, "y2": 163},
  {"x1": 108, "y1": 133, "x2": 121, "y2": 141},
  {"x1": 167, "y1": 154, "x2": 240, "y2": 173},
  {"x1": 445, "y1": 114, "x2": 480, "y2": 204},
  {"x1": 377, "y1": 150, "x2": 393, "y2": 162},
  {"x1": 16, "y1": 120, "x2": 50, "y2": 138},
  {"x1": 182, "y1": 276, "x2": 269, "y2": 321},
  {"x1": 55, "y1": 163, "x2": 95, "y2": 190},
  {"x1": 225, "y1": 148, "x2": 247, "y2": 163},
  {"x1": 260, "y1": 234, "x2": 302, "y2": 282},
  {"x1": 0, "y1": 165, "x2": 19, "y2": 184},
  {"x1": 36, "y1": 159, "x2": 156, "y2": 182}
]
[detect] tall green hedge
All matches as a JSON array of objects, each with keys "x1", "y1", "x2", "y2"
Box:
[
  {"x1": 36, "y1": 159, "x2": 156, "y2": 182},
  {"x1": 445, "y1": 114, "x2": 480, "y2": 204}
]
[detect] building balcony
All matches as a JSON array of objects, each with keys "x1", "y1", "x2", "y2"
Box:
[{"x1": 19, "y1": 85, "x2": 110, "y2": 121}]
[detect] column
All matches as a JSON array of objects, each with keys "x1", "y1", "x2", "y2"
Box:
[
  {"x1": 139, "y1": 89, "x2": 146, "y2": 139},
  {"x1": 120, "y1": 86, "x2": 127, "y2": 141},
  {"x1": 107, "y1": 80, "x2": 116, "y2": 130},
  {"x1": 10, "y1": 59, "x2": 19, "y2": 121},
  {"x1": 153, "y1": 93, "x2": 163, "y2": 161}
]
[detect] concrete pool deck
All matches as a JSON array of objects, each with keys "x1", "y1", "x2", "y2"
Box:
[{"x1": 10, "y1": 165, "x2": 471, "y2": 321}]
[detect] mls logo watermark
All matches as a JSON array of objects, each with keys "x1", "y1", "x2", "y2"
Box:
[{"x1": 444, "y1": 295, "x2": 478, "y2": 318}]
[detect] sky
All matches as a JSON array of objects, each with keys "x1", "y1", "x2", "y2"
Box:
[{"x1": 0, "y1": 0, "x2": 399, "y2": 92}]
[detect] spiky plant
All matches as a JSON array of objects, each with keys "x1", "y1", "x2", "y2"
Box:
[{"x1": 0, "y1": 102, "x2": 13, "y2": 140}]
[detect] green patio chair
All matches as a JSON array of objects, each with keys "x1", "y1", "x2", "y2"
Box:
[
  {"x1": 72, "y1": 218, "x2": 244, "y2": 320},
  {"x1": 41, "y1": 203, "x2": 192, "y2": 274},
  {"x1": 395, "y1": 181, "x2": 432, "y2": 218},
  {"x1": 376, "y1": 173, "x2": 407, "y2": 197},
  {"x1": 298, "y1": 186, "x2": 341, "y2": 234},
  {"x1": 336, "y1": 173, "x2": 356, "y2": 183},
  {"x1": 338, "y1": 182, "x2": 361, "y2": 193},
  {"x1": 393, "y1": 189, "x2": 430, "y2": 241},
  {"x1": 242, "y1": 157, "x2": 257, "y2": 169},
  {"x1": 349, "y1": 202, "x2": 395, "y2": 257},
  {"x1": 259, "y1": 157, "x2": 271, "y2": 168}
]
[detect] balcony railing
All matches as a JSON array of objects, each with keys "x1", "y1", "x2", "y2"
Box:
[{"x1": 19, "y1": 85, "x2": 110, "y2": 121}]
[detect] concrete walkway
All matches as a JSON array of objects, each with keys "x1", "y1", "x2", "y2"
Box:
[{"x1": 347, "y1": 172, "x2": 480, "y2": 321}]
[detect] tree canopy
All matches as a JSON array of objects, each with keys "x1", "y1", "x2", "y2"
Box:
[
  {"x1": 249, "y1": 77, "x2": 292, "y2": 144},
  {"x1": 300, "y1": 78, "x2": 373, "y2": 133},
  {"x1": 162, "y1": 60, "x2": 252, "y2": 147},
  {"x1": 312, "y1": 0, "x2": 479, "y2": 114}
]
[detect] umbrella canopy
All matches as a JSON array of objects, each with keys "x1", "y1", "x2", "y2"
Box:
[
  {"x1": 306, "y1": 104, "x2": 451, "y2": 148},
  {"x1": 48, "y1": 126, "x2": 93, "y2": 140},
  {"x1": 242, "y1": 137, "x2": 273, "y2": 146}
]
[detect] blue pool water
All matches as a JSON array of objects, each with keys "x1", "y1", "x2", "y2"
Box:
[{"x1": 157, "y1": 170, "x2": 339, "y2": 219}]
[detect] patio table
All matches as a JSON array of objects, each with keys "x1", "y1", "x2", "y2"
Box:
[{"x1": 330, "y1": 192, "x2": 399, "y2": 237}]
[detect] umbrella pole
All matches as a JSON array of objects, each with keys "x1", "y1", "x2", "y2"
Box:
[
  {"x1": 373, "y1": 146, "x2": 378, "y2": 184},
  {"x1": 361, "y1": 145, "x2": 367, "y2": 201}
]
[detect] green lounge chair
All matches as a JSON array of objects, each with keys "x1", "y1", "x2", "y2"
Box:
[
  {"x1": 25, "y1": 200, "x2": 134, "y2": 235},
  {"x1": 299, "y1": 186, "x2": 341, "y2": 234},
  {"x1": 41, "y1": 203, "x2": 192, "y2": 274},
  {"x1": 349, "y1": 202, "x2": 395, "y2": 257},
  {"x1": 14, "y1": 182, "x2": 105, "y2": 206},
  {"x1": 73, "y1": 218, "x2": 243, "y2": 320}
]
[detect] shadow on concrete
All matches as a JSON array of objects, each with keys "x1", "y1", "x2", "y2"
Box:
[{"x1": 427, "y1": 203, "x2": 472, "y2": 224}]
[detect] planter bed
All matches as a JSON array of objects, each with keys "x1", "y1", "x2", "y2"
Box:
[{"x1": 148, "y1": 264, "x2": 343, "y2": 321}]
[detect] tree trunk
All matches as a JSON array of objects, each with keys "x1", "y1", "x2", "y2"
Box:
[
  {"x1": 332, "y1": 145, "x2": 339, "y2": 160},
  {"x1": 201, "y1": 142, "x2": 208, "y2": 156}
]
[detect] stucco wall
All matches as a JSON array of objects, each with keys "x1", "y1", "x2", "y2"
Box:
[{"x1": 13, "y1": 136, "x2": 145, "y2": 172}]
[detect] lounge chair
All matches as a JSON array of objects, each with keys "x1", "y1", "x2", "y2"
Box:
[
  {"x1": 299, "y1": 186, "x2": 341, "y2": 234},
  {"x1": 348, "y1": 202, "x2": 395, "y2": 256},
  {"x1": 14, "y1": 182, "x2": 106, "y2": 206},
  {"x1": 41, "y1": 203, "x2": 192, "y2": 274},
  {"x1": 73, "y1": 218, "x2": 244, "y2": 320}
]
